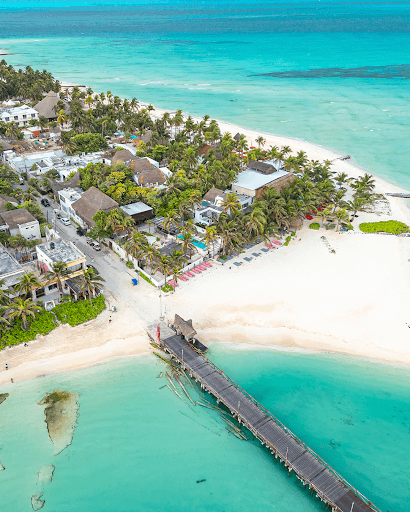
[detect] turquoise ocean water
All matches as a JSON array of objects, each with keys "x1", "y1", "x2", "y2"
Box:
[
  {"x1": 1, "y1": 1, "x2": 410, "y2": 187},
  {"x1": 1, "y1": 346, "x2": 410, "y2": 511},
  {"x1": 1, "y1": 2, "x2": 410, "y2": 510}
]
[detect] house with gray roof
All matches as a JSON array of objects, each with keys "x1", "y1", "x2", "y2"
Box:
[
  {"x1": 0, "y1": 207, "x2": 41, "y2": 240},
  {"x1": 0, "y1": 243, "x2": 25, "y2": 288},
  {"x1": 232, "y1": 168, "x2": 294, "y2": 199}
]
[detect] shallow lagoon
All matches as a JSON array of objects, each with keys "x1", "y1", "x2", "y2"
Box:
[{"x1": 1, "y1": 345, "x2": 409, "y2": 511}]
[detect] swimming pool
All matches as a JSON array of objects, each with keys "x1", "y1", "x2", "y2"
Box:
[{"x1": 177, "y1": 234, "x2": 207, "y2": 250}]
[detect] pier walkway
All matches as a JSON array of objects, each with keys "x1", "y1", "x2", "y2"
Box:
[{"x1": 149, "y1": 323, "x2": 380, "y2": 512}]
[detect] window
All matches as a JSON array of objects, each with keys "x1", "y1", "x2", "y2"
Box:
[
  {"x1": 48, "y1": 283, "x2": 58, "y2": 291},
  {"x1": 14, "y1": 116, "x2": 18, "y2": 120},
  {"x1": 5, "y1": 117, "x2": 9, "y2": 122},
  {"x1": 23, "y1": 115, "x2": 26, "y2": 119},
  {"x1": 36, "y1": 287, "x2": 45, "y2": 298},
  {"x1": 31, "y1": 114, "x2": 36, "y2": 118}
]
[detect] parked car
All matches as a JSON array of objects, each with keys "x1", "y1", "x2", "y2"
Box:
[
  {"x1": 76, "y1": 228, "x2": 85, "y2": 236},
  {"x1": 41, "y1": 198, "x2": 50, "y2": 207},
  {"x1": 54, "y1": 209, "x2": 61, "y2": 219},
  {"x1": 91, "y1": 241, "x2": 101, "y2": 251},
  {"x1": 60, "y1": 217, "x2": 71, "y2": 226},
  {"x1": 86, "y1": 237, "x2": 93, "y2": 245}
]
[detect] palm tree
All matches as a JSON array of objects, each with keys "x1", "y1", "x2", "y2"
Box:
[
  {"x1": 5, "y1": 122, "x2": 20, "y2": 140},
  {"x1": 14, "y1": 272, "x2": 41, "y2": 298},
  {"x1": 243, "y1": 208, "x2": 266, "y2": 239},
  {"x1": 144, "y1": 244, "x2": 159, "y2": 273},
  {"x1": 170, "y1": 266, "x2": 184, "y2": 292},
  {"x1": 334, "y1": 208, "x2": 349, "y2": 231},
  {"x1": 153, "y1": 255, "x2": 173, "y2": 286},
  {"x1": 122, "y1": 232, "x2": 149, "y2": 264},
  {"x1": 216, "y1": 213, "x2": 245, "y2": 256},
  {"x1": 78, "y1": 268, "x2": 105, "y2": 305},
  {"x1": 203, "y1": 226, "x2": 217, "y2": 258},
  {"x1": 8, "y1": 297, "x2": 41, "y2": 330},
  {"x1": 221, "y1": 192, "x2": 241, "y2": 215},
  {"x1": 347, "y1": 197, "x2": 371, "y2": 221},
  {"x1": 0, "y1": 278, "x2": 11, "y2": 306},
  {"x1": 161, "y1": 211, "x2": 179, "y2": 238},
  {"x1": 255, "y1": 136, "x2": 266, "y2": 149},
  {"x1": 44, "y1": 261, "x2": 71, "y2": 295},
  {"x1": 335, "y1": 172, "x2": 348, "y2": 188},
  {"x1": 180, "y1": 227, "x2": 197, "y2": 259},
  {"x1": 57, "y1": 109, "x2": 67, "y2": 129}
]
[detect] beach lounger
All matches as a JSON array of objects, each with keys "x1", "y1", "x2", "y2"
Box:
[
  {"x1": 204, "y1": 261, "x2": 212, "y2": 267},
  {"x1": 169, "y1": 280, "x2": 178, "y2": 288},
  {"x1": 252, "y1": 253, "x2": 261, "y2": 257},
  {"x1": 234, "y1": 262, "x2": 242, "y2": 267},
  {"x1": 261, "y1": 248, "x2": 269, "y2": 253},
  {"x1": 180, "y1": 276, "x2": 188, "y2": 282},
  {"x1": 191, "y1": 268, "x2": 201, "y2": 274},
  {"x1": 185, "y1": 271, "x2": 194, "y2": 277},
  {"x1": 197, "y1": 264, "x2": 207, "y2": 271},
  {"x1": 244, "y1": 257, "x2": 252, "y2": 262}
]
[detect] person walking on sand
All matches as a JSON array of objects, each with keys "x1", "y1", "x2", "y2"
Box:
[
  {"x1": 10, "y1": 378, "x2": 13, "y2": 383},
  {"x1": 109, "y1": 316, "x2": 112, "y2": 323},
  {"x1": 5, "y1": 363, "x2": 8, "y2": 370}
]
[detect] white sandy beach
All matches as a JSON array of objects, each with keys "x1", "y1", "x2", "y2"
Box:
[{"x1": 1, "y1": 93, "x2": 410, "y2": 386}]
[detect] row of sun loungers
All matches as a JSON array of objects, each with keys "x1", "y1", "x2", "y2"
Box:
[{"x1": 168, "y1": 261, "x2": 213, "y2": 288}]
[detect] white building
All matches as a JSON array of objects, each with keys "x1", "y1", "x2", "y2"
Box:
[
  {"x1": 0, "y1": 104, "x2": 39, "y2": 127},
  {"x1": 36, "y1": 229, "x2": 86, "y2": 274},
  {"x1": 0, "y1": 208, "x2": 41, "y2": 240},
  {"x1": 194, "y1": 187, "x2": 253, "y2": 226},
  {"x1": 5, "y1": 150, "x2": 65, "y2": 174},
  {"x1": 58, "y1": 188, "x2": 84, "y2": 225}
]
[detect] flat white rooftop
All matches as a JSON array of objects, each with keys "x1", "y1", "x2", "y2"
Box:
[
  {"x1": 120, "y1": 202, "x2": 153, "y2": 215},
  {"x1": 233, "y1": 169, "x2": 289, "y2": 190}
]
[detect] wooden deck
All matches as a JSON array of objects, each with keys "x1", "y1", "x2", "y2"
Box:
[{"x1": 149, "y1": 324, "x2": 380, "y2": 512}]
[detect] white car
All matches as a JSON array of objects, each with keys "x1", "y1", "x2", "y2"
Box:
[{"x1": 61, "y1": 217, "x2": 71, "y2": 226}]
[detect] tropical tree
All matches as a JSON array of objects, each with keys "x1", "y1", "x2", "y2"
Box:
[
  {"x1": 57, "y1": 109, "x2": 67, "y2": 128},
  {"x1": 255, "y1": 136, "x2": 266, "y2": 149},
  {"x1": 144, "y1": 244, "x2": 159, "y2": 272},
  {"x1": 14, "y1": 272, "x2": 41, "y2": 298},
  {"x1": 0, "y1": 278, "x2": 11, "y2": 306},
  {"x1": 44, "y1": 261, "x2": 71, "y2": 294},
  {"x1": 334, "y1": 208, "x2": 350, "y2": 231},
  {"x1": 170, "y1": 265, "x2": 184, "y2": 292},
  {"x1": 77, "y1": 268, "x2": 105, "y2": 305},
  {"x1": 203, "y1": 226, "x2": 217, "y2": 258},
  {"x1": 122, "y1": 232, "x2": 149, "y2": 264},
  {"x1": 8, "y1": 297, "x2": 41, "y2": 330},
  {"x1": 221, "y1": 192, "x2": 241, "y2": 215},
  {"x1": 243, "y1": 207, "x2": 266, "y2": 239},
  {"x1": 216, "y1": 213, "x2": 245, "y2": 256},
  {"x1": 153, "y1": 255, "x2": 173, "y2": 285}
]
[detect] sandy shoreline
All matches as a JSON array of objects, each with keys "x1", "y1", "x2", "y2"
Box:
[{"x1": 1, "y1": 84, "x2": 410, "y2": 387}]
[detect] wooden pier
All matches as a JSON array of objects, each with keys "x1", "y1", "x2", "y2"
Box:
[{"x1": 149, "y1": 323, "x2": 380, "y2": 512}]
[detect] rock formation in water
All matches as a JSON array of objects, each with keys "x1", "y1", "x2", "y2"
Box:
[
  {"x1": 37, "y1": 464, "x2": 55, "y2": 485},
  {"x1": 31, "y1": 493, "x2": 45, "y2": 511},
  {"x1": 38, "y1": 390, "x2": 79, "y2": 455},
  {"x1": 0, "y1": 393, "x2": 9, "y2": 405}
]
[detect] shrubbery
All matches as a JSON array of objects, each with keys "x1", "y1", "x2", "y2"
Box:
[
  {"x1": 53, "y1": 295, "x2": 106, "y2": 327},
  {"x1": 71, "y1": 133, "x2": 108, "y2": 154},
  {"x1": 309, "y1": 222, "x2": 320, "y2": 230},
  {"x1": 0, "y1": 311, "x2": 57, "y2": 349},
  {"x1": 359, "y1": 221, "x2": 408, "y2": 234},
  {"x1": 162, "y1": 283, "x2": 173, "y2": 293},
  {"x1": 139, "y1": 272, "x2": 155, "y2": 286}
]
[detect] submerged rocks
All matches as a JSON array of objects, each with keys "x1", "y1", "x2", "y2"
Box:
[
  {"x1": 0, "y1": 393, "x2": 9, "y2": 405},
  {"x1": 0, "y1": 461, "x2": 5, "y2": 471},
  {"x1": 38, "y1": 390, "x2": 79, "y2": 455},
  {"x1": 37, "y1": 464, "x2": 55, "y2": 485},
  {"x1": 31, "y1": 493, "x2": 45, "y2": 511}
]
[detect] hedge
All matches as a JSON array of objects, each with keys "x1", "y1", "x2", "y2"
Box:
[
  {"x1": 53, "y1": 295, "x2": 106, "y2": 327},
  {"x1": 359, "y1": 221, "x2": 408, "y2": 234},
  {"x1": 0, "y1": 311, "x2": 57, "y2": 349},
  {"x1": 309, "y1": 222, "x2": 320, "y2": 230}
]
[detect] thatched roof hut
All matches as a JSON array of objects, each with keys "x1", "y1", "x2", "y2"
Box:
[
  {"x1": 71, "y1": 186, "x2": 119, "y2": 228},
  {"x1": 174, "y1": 314, "x2": 196, "y2": 339},
  {"x1": 34, "y1": 91, "x2": 69, "y2": 120}
]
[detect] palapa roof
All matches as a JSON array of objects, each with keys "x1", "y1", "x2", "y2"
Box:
[
  {"x1": 71, "y1": 186, "x2": 119, "y2": 227},
  {"x1": 233, "y1": 132, "x2": 244, "y2": 141},
  {"x1": 34, "y1": 91, "x2": 69, "y2": 120},
  {"x1": 49, "y1": 171, "x2": 81, "y2": 196},
  {"x1": 203, "y1": 187, "x2": 224, "y2": 203},
  {"x1": 133, "y1": 158, "x2": 165, "y2": 186},
  {"x1": 0, "y1": 139, "x2": 13, "y2": 152},
  {"x1": 174, "y1": 314, "x2": 197, "y2": 339},
  {"x1": 247, "y1": 159, "x2": 276, "y2": 175},
  {"x1": 111, "y1": 149, "x2": 136, "y2": 164},
  {"x1": 0, "y1": 207, "x2": 37, "y2": 230}
]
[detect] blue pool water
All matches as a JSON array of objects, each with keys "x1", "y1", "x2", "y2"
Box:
[{"x1": 177, "y1": 234, "x2": 207, "y2": 250}]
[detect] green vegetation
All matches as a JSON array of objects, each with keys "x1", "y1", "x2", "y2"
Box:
[
  {"x1": 70, "y1": 133, "x2": 108, "y2": 155},
  {"x1": 126, "y1": 260, "x2": 134, "y2": 268},
  {"x1": 309, "y1": 222, "x2": 320, "y2": 230},
  {"x1": 0, "y1": 61, "x2": 59, "y2": 101},
  {"x1": 42, "y1": 390, "x2": 70, "y2": 404},
  {"x1": 53, "y1": 295, "x2": 106, "y2": 327},
  {"x1": 0, "y1": 311, "x2": 56, "y2": 349},
  {"x1": 138, "y1": 271, "x2": 154, "y2": 286},
  {"x1": 162, "y1": 283, "x2": 173, "y2": 293},
  {"x1": 359, "y1": 221, "x2": 408, "y2": 234}
]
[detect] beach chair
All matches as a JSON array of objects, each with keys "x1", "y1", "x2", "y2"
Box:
[
  {"x1": 191, "y1": 268, "x2": 201, "y2": 274},
  {"x1": 197, "y1": 264, "x2": 207, "y2": 271},
  {"x1": 180, "y1": 275, "x2": 188, "y2": 282},
  {"x1": 169, "y1": 280, "x2": 178, "y2": 288},
  {"x1": 185, "y1": 271, "x2": 194, "y2": 277},
  {"x1": 204, "y1": 261, "x2": 212, "y2": 267}
]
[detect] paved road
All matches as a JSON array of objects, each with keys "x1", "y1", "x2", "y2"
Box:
[{"x1": 33, "y1": 194, "x2": 154, "y2": 325}]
